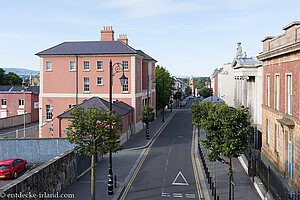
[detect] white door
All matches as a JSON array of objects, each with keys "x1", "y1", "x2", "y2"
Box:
[{"x1": 0, "y1": 110, "x2": 7, "y2": 118}]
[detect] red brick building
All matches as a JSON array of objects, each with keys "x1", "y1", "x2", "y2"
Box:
[
  {"x1": 258, "y1": 21, "x2": 300, "y2": 189},
  {"x1": 0, "y1": 86, "x2": 39, "y2": 122}
]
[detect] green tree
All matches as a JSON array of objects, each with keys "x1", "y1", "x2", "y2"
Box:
[
  {"x1": 141, "y1": 105, "x2": 155, "y2": 123},
  {"x1": 191, "y1": 102, "x2": 251, "y2": 200},
  {"x1": 2, "y1": 72, "x2": 23, "y2": 85},
  {"x1": 173, "y1": 91, "x2": 182, "y2": 107},
  {"x1": 0, "y1": 68, "x2": 5, "y2": 85},
  {"x1": 185, "y1": 86, "x2": 192, "y2": 96},
  {"x1": 67, "y1": 107, "x2": 122, "y2": 200},
  {"x1": 199, "y1": 87, "x2": 213, "y2": 98},
  {"x1": 155, "y1": 65, "x2": 173, "y2": 110},
  {"x1": 0, "y1": 68, "x2": 23, "y2": 85}
]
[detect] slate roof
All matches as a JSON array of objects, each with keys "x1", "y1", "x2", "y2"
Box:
[
  {"x1": 57, "y1": 97, "x2": 132, "y2": 118},
  {"x1": 0, "y1": 86, "x2": 39, "y2": 94},
  {"x1": 36, "y1": 41, "x2": 137, "y2": 55},
  {"x1": 233, "y1": 57, "x2": 261, "y2": 67},
  {"x1": 136, "y1": 50, "x2": 157, "y2": 62}
]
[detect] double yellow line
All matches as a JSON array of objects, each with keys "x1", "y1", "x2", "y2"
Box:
[
  {"x1": 191, "y1": 127, "x2": 203, "y2": 199},
  {"x1": 119, "y1": 112, "x2": 176, "y2": 200}
]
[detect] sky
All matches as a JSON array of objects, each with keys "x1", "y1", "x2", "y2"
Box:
[{"x1": 0, "y1": 0, "x2": 299, "y2": 77}]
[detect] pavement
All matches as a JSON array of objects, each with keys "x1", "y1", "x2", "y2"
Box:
[
  {"x1": 60, "y1": 104, "x2": 176, "y2": 200},
  {"x1": 198, "y1": 127, "x2": 261, "y2": 200}
]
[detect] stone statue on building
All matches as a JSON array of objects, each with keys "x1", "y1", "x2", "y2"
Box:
[{"x1": 236, "y1": 42, "x2": 243, "y2": 58}]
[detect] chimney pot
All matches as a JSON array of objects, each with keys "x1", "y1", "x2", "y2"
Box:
[
  {"x1": 100, "y1": 26, "x2": 114, "y2": 41},
  {"x1": 117, "y1": 34, "x2": 128, "y2": 44}
]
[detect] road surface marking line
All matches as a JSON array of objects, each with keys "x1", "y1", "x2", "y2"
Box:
[
  {"x1": 191, "y1": 126, "x2": 203, "y2": 199},
  {"x1": 172, "y1": 171, "x2": 189, "y2": 186},
  {"x1": 186, "y1": 193, "x2": 196, "y2": 198},
  {"x1": 161, "y1": 192, "x2": 171, "y2": 197},
  {"x1": 119, "y1": 111, "x2": 177, "y2": 200},
  {"x1": 173, "y1": 193, "x2": 183, "y2": 197}
]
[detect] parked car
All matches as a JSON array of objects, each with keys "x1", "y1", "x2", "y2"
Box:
[
  {"x1": 180, "y1": 100, "x2": 187, "y2": 107},
  {"x1": 0, "y1": 159, "x2": 27, "y2": 179}
]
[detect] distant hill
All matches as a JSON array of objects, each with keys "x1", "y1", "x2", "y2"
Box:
[
  {"x1": 179, "y1": 77, "x2": 210, "y2": 89},
  {"x1": 3, "y1": 68, "x2": 39, "y2": 76}
]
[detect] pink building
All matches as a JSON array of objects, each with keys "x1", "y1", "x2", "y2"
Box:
[
  {"x1": 36, "y1": 26, "x2": 156, "y2": 141},
  {"x1": 0, "y1": 86, "x2": 39, "y2": 122}
]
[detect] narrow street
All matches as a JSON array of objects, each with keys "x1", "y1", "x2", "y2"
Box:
[{"x1": 120, "y1": 100, "x2": 203, "y2": 200}]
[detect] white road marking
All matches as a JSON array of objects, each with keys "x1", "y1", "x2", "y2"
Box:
[
  {"x1": 173, "y1": 193, "x2": 183, "y2": 198},
  {"x1": 186, "y1": 193, "x2": 196, "y2": 198},
  {"x1": 172, "y1": 171, "x2": 189, "y2": 186},
  {"x1": 161, "y1": 192, "x2": 171, "y2": 197}
]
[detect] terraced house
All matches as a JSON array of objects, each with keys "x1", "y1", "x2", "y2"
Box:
[
  {"x1": 36, "y1": 26, "x2": 156, "y2": 142},
  {"x1": 258, "y1": 21, "x2": 300, "y2": 189}
]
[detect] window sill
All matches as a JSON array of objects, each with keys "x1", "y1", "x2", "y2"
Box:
[
  {"x1": 124, "y1": 69, "x2": 129, "y2": 71},
  {"x1": 96, "y1": 69, "x2": 104, "y2": 72},
  {"x1": 69, "y1": 69, "x2": 76, "y2": 72},
  {"x1": 96, "y1": 84, "x2": 104, "y2": 86},
  {"x1": 45, "y1": 70, "x2": 53, "y2": 72},
  {"x1": 122, "y1": 91, "x2": 129, "y2": 93},
  {"x1": 83, "y1": 91, "x2": 90, "y2": 93},
  {"x1": 45, "y1": 119, "x2": 53, "y2": 122},
  {"x1": 1, "y1": 106, "x2": 7, "y2": 109},
  {"x1": 83, "y1": 70, "x2": 90, "y2": 72}
]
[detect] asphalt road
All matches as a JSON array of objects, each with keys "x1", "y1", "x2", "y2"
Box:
[
  {"x1": 0, "y1": 164, "x2": 38, "y2": 189},
  {"x1": 120, "y1": 99, "x2": 202, "y2": 200},
  {"x1": 0, "y1": 121, "x2": 38, "y2": 138}
]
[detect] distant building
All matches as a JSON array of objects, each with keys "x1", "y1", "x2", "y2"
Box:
[
  {"x1": 189, "y1": 75, "x2": 194, "y2": 96},
  {"x1": 210, "y1": 68, "x2": 220, "y2": 96},
  {"x1": 217, "y1": 63, "x2": 235, "y2": 107},
  {"x1": 258, "y1": 21, "x2": 300, "y2": 188},
  {"x1": 36, "y1": 26, "x2": 156, "y2": 140},
  {"x1": 0, "y1": 86, "x2": 39, "y2": 122},
  {"x1": 29, "y1": 73, "x2": 40, "y2": 86}
]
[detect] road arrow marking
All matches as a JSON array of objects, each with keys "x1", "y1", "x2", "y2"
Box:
[{"x1": 172, "y1": 171, "x2": 189, "y2": 186}]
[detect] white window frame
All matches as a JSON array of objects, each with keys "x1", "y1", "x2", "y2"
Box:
[
  {"x1": 18, "y1": 99, "x2": 24, "y2": 108},
  {"x1": 96, "y1": 77, "x2": 103, "y2": 85},
  {"x1": 70, "y1": 61, "x2": 76, "y2": 71},
  {"x1": 122, "y1": 61, "x2": 129, "y2": 71},
  {"x1": 45, "y1": 104, "x2": 53, "y2": 120},
  {"x1": 1, "y1": 99, "x2": 7, "y2": 108},
  {"x1": 97, "y1": 61, "x2": 103, "y2": 71},
  {"x1": 275, "y1": 75, "x2": 280, "y2": 110},
  {"x1": 83, "y1": 61, "x2": 90, "y2": 71},
  {"x1": 83, "y1": 77, "x2": 90, "y2": 92},
  {"x1": 267, "y1": 75, "x2": 270, "y2": 107},
  {"x1": 122, "y1": 79, "x2": 128, "y2": 93},
  {"x1": 287, "y1": 75, "x2": 292, "y2": 115},
  {"x1": 46, "y1": 61, "x2": 52, "y2": 71}
]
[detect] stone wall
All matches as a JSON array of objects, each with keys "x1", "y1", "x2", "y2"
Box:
[
  {"x1": 0, "y1": 114, "x2": 31, "y2": 130},
  {"x1": 0, "y1": 150, "x2": 77, "y2": 200}
]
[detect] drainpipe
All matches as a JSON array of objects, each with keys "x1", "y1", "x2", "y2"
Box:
[{"x1": 76, "y1": 55, "x2": 78, "y2": 105}]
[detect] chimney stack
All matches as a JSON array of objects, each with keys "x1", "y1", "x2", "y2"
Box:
[
  {"x1": 101, "y1": 26, "x2": 114, "y2": 41},
  {"x1": 117, "y1": 34, "x2": 128, "y2": 44}
]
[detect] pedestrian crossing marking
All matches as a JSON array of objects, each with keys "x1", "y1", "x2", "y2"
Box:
[
  {"x1": 173, "y1": 193, "x2": 183, "y2": 198},
  {"x1": 172, "y1": 171, "x2": 189, "y2": 186}
]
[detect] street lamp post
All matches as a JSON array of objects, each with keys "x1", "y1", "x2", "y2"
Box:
[
  {"x1": 22, "y1": 79, "x2": 28, "y2": 138},
  {"x1": 108, "y1": 59, "x2": 128, "y2": 195},
  {"x1": 162, "y1": 78, "x2": 165, "y2": 123}
]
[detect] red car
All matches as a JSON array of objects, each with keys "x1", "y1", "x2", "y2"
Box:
[{"x1": 0, "y1": 159, "x2": 27, "y2": 179}]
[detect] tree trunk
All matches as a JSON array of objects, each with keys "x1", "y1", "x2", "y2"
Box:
[
  {"x1": 229, "y1": 157, "x2": 234, "y2": 200},
  {"x1": 91, "y1": 153, "x2": 95, "y2": 200}
]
